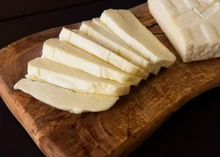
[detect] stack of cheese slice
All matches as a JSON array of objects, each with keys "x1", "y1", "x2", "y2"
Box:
[{"x1": 14, "y1": 9, "x2": 176, "y2": 114}]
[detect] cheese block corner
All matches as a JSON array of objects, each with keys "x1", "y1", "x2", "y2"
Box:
[{"x1": 149, "y1": 0, "x2": 220, "y2": 62}]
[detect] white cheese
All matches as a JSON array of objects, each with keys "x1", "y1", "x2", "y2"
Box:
[
  {"x1": 14, "y1": 79, "x2": 119, "y2": 114},
  {"x1": 92, "y1": 18, "x2": 113, "y2": 33},
  {"x1": 59, "y1": 28, "x2": 149, "y2": 79},
  {"x1": 149, "y1": 0, "x2": 220, "y2": 62},
  {"x1": 80, "y1": 20, "x2": 161, "y2": 75},
  {"x1": 100, "y1": 9, "x2": 176, "y2": 68},
  {"x1": 27, "y1": 57, "x2": 130, "y2": 96},
  {"x1": 42, "y1": 38, "x2": 141, "y2": 85},
  {"x1": 25, "y1": 75, "x2": 44, "y2": 82}
]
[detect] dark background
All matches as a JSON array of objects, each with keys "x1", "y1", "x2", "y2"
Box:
[{"x1": 0, "y1": 0, "x2": 220, "y2": 157}]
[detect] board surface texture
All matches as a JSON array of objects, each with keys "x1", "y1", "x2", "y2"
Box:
[{"x1": 0, "y1": 3, "x2": 220, "y2": 157}]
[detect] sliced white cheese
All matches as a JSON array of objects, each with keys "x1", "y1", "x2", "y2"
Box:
[
  {"x1": 80, "y1": 20, "x2": 160, "y2": 75},
  {"x1": 100, "y1": 9, "x2": 176, "y2": 67},
  {"x1": 25, "y1": 75, "x2": 44, "y2": 82},
  {"x1": 116, "y1": 10, "x2": 176, "y2": 65},
  {"x1": 149, "y1": 0, "x2": 220, "y2": 62},
  {"x1": 27, "y1": 57, "x2": 130, "y2": 96},
  {"x1": 14, "y1": 79, "x2": 119, "y2": 114},
  {"x1": 42, "y1": 38, "x2": 141, "y2": 85},
  {"x1": 92, "y1": 18, "x2": 113, "y2": 33},
  {"x1": 59, "y1": 28, "x2": 149, "y2": 79}
]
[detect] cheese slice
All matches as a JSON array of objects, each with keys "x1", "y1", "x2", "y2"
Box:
[
  {"x1": 25, "y1": 75, "x2": 44, "y2": 82},
  {"x1": 14, "y1": 79, "x2": 119, "y2": 114},
  {"x1": 59, "y1": 28, "x2": 149, "y2": 79},
  {"x1": 92, "y1": 18, "x2": 113, "y2": 33},
  {"x1": 116, "y1": 10, "x2": 176, "y2": 65},
  {"x1": 149, "y1": 0, "x2": 220, "y2": 62},
  {"x1": 100, "y1": 9, "x2": 176, "y2": 68},
  {"x1": 80, "y1": 20, "x2": 160, "y2": 75},
  {"x1": 27, "y1": 57, "x2": 130, "y2": 96},
  {"x1": 42, "y1": 38, "x2": 141, "y2": 85}
]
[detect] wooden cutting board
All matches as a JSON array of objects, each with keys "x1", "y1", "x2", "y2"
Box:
[{"x1": 0, "y1": 3, "x2": 220, "y2": 157}]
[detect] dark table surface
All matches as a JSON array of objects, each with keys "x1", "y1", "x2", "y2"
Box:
[{"x1": 1, "y1": 0, "x2": 220, "y2": 157}]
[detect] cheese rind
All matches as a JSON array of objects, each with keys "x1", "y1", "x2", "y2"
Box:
[
  {"x1": 28, "y1": 57, "x2": 130, "y2": 96},
  {"x1": 59, "y1": 28, "x2": 149, "y2": 79},
  {"x1": 149, "y1": 0, "x2": 220, "y2": 62},
  {"x1": 80, "y1": 20, "x2": 160, "y2": 75},
  {"x1": 100, "y1": 9, "x2": 176, "y2": 68},
  {"x1": 14, "y1": 79, "x2": 119, "y2": 114},
  {"x1": 42, "y1": 38, "x2": 141, "y2": 85}
]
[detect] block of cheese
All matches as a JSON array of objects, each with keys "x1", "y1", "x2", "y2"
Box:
[
  {"x1": 27, "y1": 57, "x2": 130, "y2": 96},
  {"x1": 80, "y1": 20, "x2": 161, "y2": 75},
  {"x1": 59, "y1": 28, "x2": 149, "y2": 79},
  {"x1": 149, "y1": 0, "x2": 220, "y2": 62},
  {"x1": 14, "y1": 79, "x2": 119, "y2": 114},
  {"x1": 42, "y1": 38, "x2": 141, "y2": 85},
  {"x1": 100, "y1": 9, "x2": 176, "y2": 68}
]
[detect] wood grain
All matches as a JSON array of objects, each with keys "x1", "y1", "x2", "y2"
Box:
[{"x1": 0, "y1": 3, "x2": 220, "y2": 157}]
